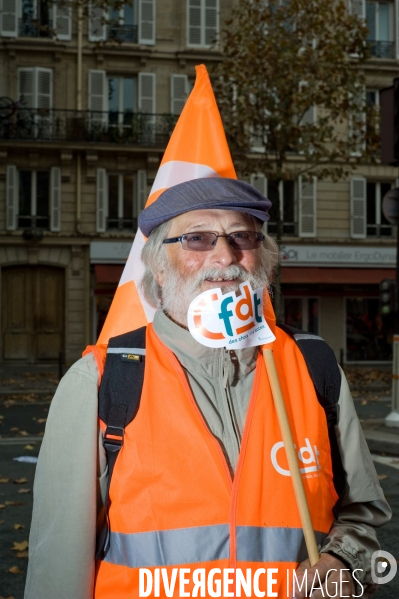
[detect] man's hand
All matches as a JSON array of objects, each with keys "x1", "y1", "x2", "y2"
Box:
[{"x1": 291, "y1": 553, "x2": 356, "y2": 599}]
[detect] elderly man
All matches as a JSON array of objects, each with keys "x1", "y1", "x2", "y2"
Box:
[{"x1": 25, "y1": 178, "x2": 390, "y2": 599}]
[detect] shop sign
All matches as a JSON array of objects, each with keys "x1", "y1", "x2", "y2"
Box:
[
  {"x1": 281, "y1": 245, "x2": 396, "y2": 267},
  {"x1": 90, "y1": 241, "x2": 132, "y2": 263}
]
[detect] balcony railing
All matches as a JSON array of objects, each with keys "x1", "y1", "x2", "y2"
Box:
[
  {"x1": 108, "y1": 24, "x2": 138, "y2": 43},
  {"x1": 0, "y1": 109, "x2": 179, "y2": 146},
  {"x1": 368, "y1": 40, "x2": 395, "y2": 59},
  {"x1": 18, "y1": 214, "x2": 49, "y2": 229},
  {"x1": 19, "y1": 18, "x2": 52, "y2": 38}
]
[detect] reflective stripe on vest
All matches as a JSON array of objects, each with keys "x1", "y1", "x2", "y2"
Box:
[{"x1": 104, "y1": 525, "x2": 328, "y2": 569}]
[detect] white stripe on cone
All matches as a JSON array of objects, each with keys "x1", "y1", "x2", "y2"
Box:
[{"x1": 150, "y1": 161, "x2": 220, "y2": 196}]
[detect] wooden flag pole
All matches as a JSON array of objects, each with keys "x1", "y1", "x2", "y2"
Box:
[{"x1": 263, "y1": 348, "x2": 320, "y2": 567}]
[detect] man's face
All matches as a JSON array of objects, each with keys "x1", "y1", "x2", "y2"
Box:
[{"x1": 157, "y1": 209, "x2": 268, "y2": 326}]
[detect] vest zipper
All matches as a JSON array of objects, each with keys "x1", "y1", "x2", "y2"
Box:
[{"x1": 222, "y1": 350, "x2": 241, "y2": 452}]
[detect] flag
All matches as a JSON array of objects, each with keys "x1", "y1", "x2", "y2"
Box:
[{"x1": 96, "y1": 64, "x2": 237, "y2": 347}]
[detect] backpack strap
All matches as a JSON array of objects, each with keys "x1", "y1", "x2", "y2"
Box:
[
  {"x1": 276, "y1": 323, "x2": 348, "y2": 514},
  {"x1": 95, "y1": 325, "x2": 147, "y2": 559}
]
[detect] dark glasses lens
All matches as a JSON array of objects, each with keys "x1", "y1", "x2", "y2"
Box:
[
  {"x1": 181, "y1": 231, "x2": 264, "y2": 251},
  {"x1": 182, "y1": 232, "x2": 218, "y2": 251}
]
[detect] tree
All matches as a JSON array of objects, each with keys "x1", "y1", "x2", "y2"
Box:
[{"x1": 213, "y1": 0, "x2": 377, "y2": 319}]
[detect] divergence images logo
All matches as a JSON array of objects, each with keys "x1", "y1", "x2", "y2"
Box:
[
  {"x1": 187, "y1": 281, "x2": 276, "y2": 349},
  {"x1": 271, "y1": 438, "x2": 321, "y2": 477},
  {"x1": 371, "y1": 550, "x2": 397, "y2": 585}
]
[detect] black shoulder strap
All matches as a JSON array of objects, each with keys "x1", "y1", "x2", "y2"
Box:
[
  {"x1": 96, "y1": 326, "x2": 147, "y2": 559},
  {"x1": 276, "y1": 323, "x2": 347, "y2": 511}
]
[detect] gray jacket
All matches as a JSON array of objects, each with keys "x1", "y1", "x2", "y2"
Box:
[{"x1": 25, "y1": 310, "x2": 391, "y2": 599}]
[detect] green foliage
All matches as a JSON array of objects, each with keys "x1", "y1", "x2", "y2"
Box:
[{"x1": 213, "y1": 0, "x2": 377, "y2": 183}]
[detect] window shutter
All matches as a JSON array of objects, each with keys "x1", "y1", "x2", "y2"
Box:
[
  {"x1": 1, "y1": 0, "x2": 17, "y2": 37},
  {"x1": 250, "y1": 174, "x2": 268, "y2": 232},
  {"x1": 96, "y1": 168, "x2": 107, "y2": 232},
  {"x1": 6, "y1": 165, "x2": 18, "y2": 231},
  {"x1": 139, "y1": 0, "x2": 155, "y2": 45},
  {"x1": 37, "y1": 68, "x2": 53, "y2": 110},
  {"x1": 188, "y1": 0, "x2": 202, "y2": 45},
  {"x1": 136, "y1": 170, "x2": 147, "y2": 215},
  {"x1": 88, "y1": 70, "x2": 107, "y2": 126},
  {"x1": 300, "y1": 105, "x2": 316, "y2": 125},
  {"x1": 88, "y1": 1, "x2": 106, "y2": 41},
  {"x1": 349, "y1": 0, "x2": 365, "y2": 18},
  {"x1": 299, "y1": 176, "x2": 316, "y2": 237},
  {"x1": 205, "y1": 0, "x2": 218, "y2": 46},
  {"x1": 138, "y1": 73, "x2": 155, "y2": 113},
  {"x1": 54, "y1": 1, "x2": 72, "y2": 41},
  {"x1": 349, "y1": 85, "x2": 366, "y2": 156},
  {"x1": 18, "y1": 68, "x2": 35, "y2": 107},
  {"x1": 171, "y1": 74, "x2": 188, "y2": 115},
  {"x1": 350, "y1": 177, "x2": 366, "y2": 238},
  {"x1": 50, "y1": 167, "x2": 61, "y2": 232}
]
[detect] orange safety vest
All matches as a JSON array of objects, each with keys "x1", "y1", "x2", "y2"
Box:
[{"x1": 94, "y1": 324, "x2": 338, "y2": 598}]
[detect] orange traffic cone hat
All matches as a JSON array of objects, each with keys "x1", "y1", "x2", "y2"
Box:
[{"x1": 96, "y1": 64, "x2": 237, "y2": 347}]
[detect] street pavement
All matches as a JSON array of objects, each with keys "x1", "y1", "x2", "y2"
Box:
[{"x1": 0, "y1": 365, "x2": 398, "y2": 599}]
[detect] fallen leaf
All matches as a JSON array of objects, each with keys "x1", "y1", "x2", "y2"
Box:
[
  {"x1": 0, "y1": 504, "x2": 6, "y2": 509},
  {"x1": 5, "y1": 501, "x2": 24, "y2": 506},
  {"x1": 24, "y1": 445, "x2": 34, "y2": 450},
  {"x1": 8, "y1": 566, "x2": 22, "y2": 574},
  {"x1": 0, "y1": 520, "x2": 4, "y2": 524},
  {"x1": 361, "y1": 400, "x2": 368, "y2": 405},
  {"x1": 0, "y1": 414, "x2": 4, "y2": 418},
  {"x1": 378, "y1": 474, "x2": 388, "y2": 480},
  {"x1": 0, "y1": 595, "x2": 16, "y2": 599},
  {"x1": 13, "y1": 524, "x2": 24, "y2": 530},
  {"x1": 11, "y1": 540, "x2": 28, "y2": 552},
  {"x1": 17, "y1": 488, "x2": 30, "y2": 494},
  {"x1": 18, "y1": 431, "x2": 29, "y2": 436},
  {"x1": 36, "y1": 418, "x2": 46, "y2": 424},
  {"x1": 0, "y1": 477, "x2": 10, "y2": 483},
  {"x1": 16, "y1": 551, "x2": 29, "y2": 558},
  {"x1": 13, "y1": 478, "x2": 28, "y2": 484},
  {"x1": 10, "y1": 427, "x2": 19, "y2": 432}
]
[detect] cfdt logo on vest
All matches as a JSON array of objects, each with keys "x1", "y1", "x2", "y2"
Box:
[
  {"x1": 187, "y1": 281, "x2": 275, "y2": 350},
  {"x1": 271, "y1": 438, "x2": 322, "y2": 478}
]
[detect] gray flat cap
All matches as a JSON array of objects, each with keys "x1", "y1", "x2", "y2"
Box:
[{"x1": 138, "y1": 177, "x2": 271, "y2": 237}]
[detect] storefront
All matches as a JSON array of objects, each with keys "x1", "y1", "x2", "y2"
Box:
[
  {"x1": 280, "y1": 245, "x2": 396, "y2": 363},
  {"x1": 90, "y1": 241, "x2": 132, "y2": 341}
]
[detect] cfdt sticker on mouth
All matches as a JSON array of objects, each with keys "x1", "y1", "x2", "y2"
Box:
[{"x1": 187, "y1": 281, "x2": 275, "y2": 349}]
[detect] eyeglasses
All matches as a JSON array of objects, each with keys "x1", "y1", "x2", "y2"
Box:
[{"x1": 163, "y1": 230, "x2": 265, "y2": 251}]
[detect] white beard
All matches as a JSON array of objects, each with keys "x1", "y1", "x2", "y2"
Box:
[{"x1": 161, "y1": 263, "x2": 270, "y2": 327}]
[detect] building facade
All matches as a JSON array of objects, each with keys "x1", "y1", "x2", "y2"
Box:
[{"x1": 0, "y1": 0, "x2": 398, "y2": 365}]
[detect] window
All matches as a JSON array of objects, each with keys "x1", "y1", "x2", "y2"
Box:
[
  {"x1": 0, "y1": 0, "x2": 72, "y2": 40},
  {"x1": 108, "y1": 2, "x2": 136, "y2": 42},
  {"x1": 108, "y1": 76, "x2": 136, "y2": 126},
  {"x1": 250, "y1": 175, "x2": 316, "y2": 238},
  {"x1": 5, "y1": 165, "x2": 61, "y2": 232},
  {"x1": 89, "y1": 71, "x2": 155, "y2": 120},
  {"x1": 267, "y1": 180, "x2": 297, "y2": 237},
  {"x1": 88, "y1": 0, "x2": 155, "y2": 44},
  {"x1": 346, "y1": 297, "x2": 393, "y2": 361},
  {"x1": 18, "y1": 170, "x2": 50, "y2": 229},
  {"x1": 366, "y1": 1, "x2": 394, "y2": 58},
  {"x1": 96, "y1": 169, "x2": 147, "y2": 232},
  {"x1": 284, "y1": 297, "x2": 319, "y2": 335},
  {"x1": 187, "y1": 0, "x2": 218, "y2": 47},
  {"x1": 366, "y1": 181, "x2": 393, "y2": 236}
]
